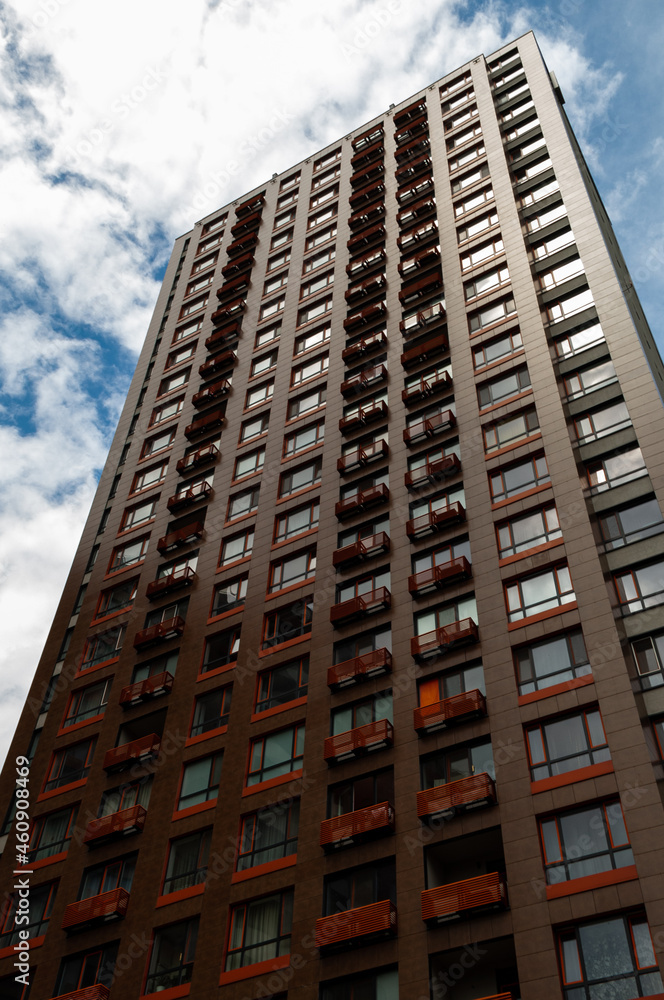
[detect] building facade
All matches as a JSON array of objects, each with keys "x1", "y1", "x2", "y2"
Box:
[{"x1": 2, "y1": 29, "x2": 664, "y2": 1000}]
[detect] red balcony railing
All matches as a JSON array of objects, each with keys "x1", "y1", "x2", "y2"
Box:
[
  {"x1": 327, "y1": 646, "x2": 392, "y2": 689},
  {"x1": 210, "y1": 298, "x2": 245, "y2": 325},
  {"x1": 346, "y1": 246, "x2": 386, "y2": 277},
  {"x1": 399, "y1": 270, "x2": 443, "y2": 303},
  {"x1": 62, "y1": 888, "x2": 129, "y2": 931},
  {"x1": 175, "y1": 443, "x2": 219, "y2": 475},
  {"x1": 146, "y1": 566, "x2": 196, "y2": 599},
  {"x1": 320, "y1": 801, "x2": 395, "y2": 849},
  {"x1": 397, "y1": 219, "x2": 439, "y2": 252},
  {"x1": 341, "y1": 329, "x2": 387, "y2": 362},
  {"x1": 205, "y1": 321, "x2": 241, "y2": 350},
  {"x1": 411, "y1": 618, "x2": 479, "y2": 659},
  {"x1": 315, "y1": 899, "x2": 397, "y2": 950},
  {"x1": 405, "y1": 453, "x2": 461, "y2": 488},
  {"x1": 119, "y1": 671, "x2": 174, "y2": 707},
  {"x1": 184, "y1": 409, "x2": 225, "y2": 440},
  {"x1": 417, "y1": 773, "x2": 496, "y2": 820},
  {"x1": 348, "y1": 203, "x2": 385, "y2": 232},
  {"x1": 324, "y1": 719, "x2": 394, "y2": 764},
  {"x1": 401, "y1": 331, "x2": 449, "y2": 368},
  {"x1": 473, "y1": 994, "x2": 513, "y2": 1000},
  {"x1": 421, "y1": 872, "x2": 507, "y2": 924},
  {"x1": 395, "y1": 111, "x2": 427, "y2": 140},
  {"x1": 335, "y1": 483, "x2": 389, "y2": 519},
  {"x1": 404, "y1": 410, "x2": 456, "y2": 445},
  {"x1": 349, "y1": 180, "x2": 385, "y2": 207},
  {"x1": 402, "y1": 370, "x2": 452, "y2": 404},
  {"x1": 216, "y1": 274, "x2": 249, "y2": 300},
  {"x1": 133, "y1": 616, "x2": 186, "y2": 649},
  {"x1": 83, "y1": 804, "x2": 147, "y2": 845},
  {"x1": 350, "y1": 140, "x2": 384, "y2": 168},
  {"x1": 230, "y1": 209, "x2": 262, "y2": 236},
  {"x1": 330, "y1": 587, "x2": 391, "y2": 626},
  {"x1": 337, "y1": 440, "x2": 388, "y2": 474},
  {"x1": 191, "y1": 378, "x2": 232, "y2": 409},
  {"x1": 167, "y1": 480, "x2": 212, "y2": 512},
  {"x1": 408, "y1": 556, "x2": 472, "y2": 596},
  {"x1": 394, "y1": 134, "x2": 430, "y2": 164},
  {"x1": 345, "y1": 274, "x2": 387, "y2": 305},
  {"x1": 221, "y1": 251, "x2": 254, "y2": 277},
  {"x1": 352, "y1": 124, "x2": 384, "y2": 150},
  {"x1": 406, "y1": 501, "x2": 466, "y2": 539},
  {"x1": 157, "y1": 521, "x2": 204, "y2": 554},
  {"x1": 395, "y1": 152, "x2": 432, "y2": 184},
  {"x1": 48, "y1": 987, "x2": 111, "y2": 1000},
  {"x1": 332, "y1": 532, "x2": 390, "y2": 569},
  {"x1": 236, "y1": 192, "x2": 265, "y2": 217},
  {"x1": 346, "y1": 224, "x2": 386, "y2": 254},
  {"x1": 226, "y1": 231, "x2": 258, "y2": 257},
  {"x1": 343, "y1": 301, "x2": 386, "y2": 332},
  {"x1": 102, "y1": 734, "x2": 160, "y2": 773},
  {"x1": 398, "y1": 244, "x2": 440, "y2": 276},
  {"x1": 397, "y1": 196, "x2": 436, "y2": 229},
  {"x1": 340, "y1": 364, "x2": 387, "y2": 397},
  {"x1": 339, "y1": 400, "x2": 388, "y2": 433},
  {"x1": 396, "y1": 176, "x2": 435, "y2": 205},
  {"x1": 414, "y1": 689, "x2": 486, "y2": 734},
  {"x1": 349, "y1": 162, "x2": 385, "y2": 189},
  {"x1": 198, "y1": 350, "x2": 237, "y2": 377}
]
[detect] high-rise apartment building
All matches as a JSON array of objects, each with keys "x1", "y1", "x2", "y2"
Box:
[{"x1": 3, "y1": 28, "x2": 664, "y2": 1000}]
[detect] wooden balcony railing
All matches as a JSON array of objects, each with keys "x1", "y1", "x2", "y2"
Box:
[
  {"x1": 315, "y1": 899, "x2": 397, "y2": 951},
  {"x1": 62, "y1": 887, "x2": 129, "y2": 931},
  {"x1": 340, "y1": 364, "x2": 387, "y2": 397},
  {"x1": 414, "y1": 689, "x2": 486, "y2": 734},
  {"x1": 421, "y1": 872, "x2": 507, "y2": 924},
  {"x1": 339, "y1": 400, "x2": 388, "y2": 433},
  {"x1": 167, "y1": 480, "x2": 212, "y2": 512},
  {"x1": 330, "y1": 587, "x2": 391, "y2": 626},
  {"x1": 399, "y1": 270, "x2": 443, "y2": 304},
  {"x1": 146, "y1": 566, "x2": 196, "y2": 600},
  {"x1": 343, "y1": 301, "x2": 386, "y2": 332},
  {"x1": 348, "y1": 203, "x2": 385, "y2": 232},
  {"x1": 48, "y1": 987, "x2": 111, "y2": 1000},
  {"x1": 184, "y1": 408, "x2": 225, "y2": 440},
  {"x1": 395, "y1": 152, "x2": 432, "y2": 184},
  {"x1": 408, "y1": 556, "x2": 471, "y2": 596},
  {"x1": 198, "y1": 350, "x2": 237, "y2": 377},
  {"x1": 404, "y1": 410, "x2": 456, "y2": 445},
  {"x1": 406, "y1": 501, "x2": 466, "y2": 538},
  {"x1": 83, "y1": 804, "x2": 147, "y2": 845},
  {"x1": 210, "y1": 298, "x2": 245, "y2": 325},
  {"x1": 324, "y1": 719, "x2": 394, "y2": 764},
  {"x1": 345, "y1": 274, "x2": 387, "y2": 305},
  {"x1": 157, "y1": 521, "x2": 204, "y2": 554},
  {"x1": 191, "y1": 378, "x2": 231, "y2": 409},
  {"x1": 119, "y1": 671, "x2": 174, "y2": 707},
  {"x1": 205, "y1": 321, "x2": 241, "y2": 350},
  {"x1": 350, "y1": 140, "x2": 384, "y2": 168},
  {"x1": 320, "y1": 801, "x2": 395, "y2": 850},
  {"x1": 337, "y1": 440, "x2": 388, "y2": 474},
  {"x1": 349, "y1": 162, "x2": 385, "y2": 189},
  {"x1": 221, "y1": 251, "x2": 254, "y2": 277},
  {"x1": 401, "y1": 331, "x2": 449, "y2": 368},
  {"x1": 102, "y1": 734, "x2": 161, "y2": 773},
  {"x1": 416, "y1": 773, "x2": 496, "y2": 821},
  {"x1": 346, "y1": 247, "x2": 386, "y2": 277},
  {"x1": 133, "y1": 616, "x2": 185, "y2": 649},
  {"x1": 327, "y1": 646, "x2": 392, "y2": 689},
  {"x1": 335, "y1": 483, "x2": 389, "y2": 520},
  {"x1": 341, "y1": 329, "x2": 387, "y2": 362},
  {"x1": 411, "y1": 618, "x2": 479, "y2": 659},
  {"x1": 402, "y1": 370, "x2": 452, "y2": 404},
  {"x1": 404, "y1": 453, "x2": 460, "y2": 488},
  {"x1": 175, "y1": 443, "x2": 219, "y2": 475}
]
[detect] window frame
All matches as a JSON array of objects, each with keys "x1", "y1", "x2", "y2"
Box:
[{"x1": 526, "y1": 707, "x2": 610, "y2": 781}]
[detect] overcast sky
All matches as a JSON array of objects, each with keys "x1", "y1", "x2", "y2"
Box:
[{"x1": 0, "y1": 0, "x2": 662, "y2": 768}]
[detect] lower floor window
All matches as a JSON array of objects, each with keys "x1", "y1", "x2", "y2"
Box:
[
  {"x1": 163, "y1": 829, "x2": 211, "y2": 895},
  {"x1": 237, "y1": 799, "x2": 300, "y2": 871},
  {"x1": 226, "y1": 890, "x2": 293, "y2": 970},
  {"x1": 178, "y1": 753, "x2": 223, "y2": 810},
  {"x1": 559, "y1": 914, "x2": 663, "y2": 999},
  {"x1": 247, "y1": 725, "x2": 304, "y2": 787},
  {"x1": 505, "y1": 564, "x2": 575, "y2": 622},
  {"x1": 146, "y1": 917, "x2": 199, "y2": 993},
  {"x1": 0, "y1": 881, "x2": 56, "y2": 947},
  {"x1": 540, "y1": 799, "x2": 633, "y2": 885},
  {"x1": 321, "y1": 968, "x2": 398, "y2": 1000},
  {"x1": 55, "y1": 942, "x2": 118, "y2": 995}
]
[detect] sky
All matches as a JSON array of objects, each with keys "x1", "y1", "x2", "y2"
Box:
[{"x1": 0, "y1": 0, "x2": 662, "y2": 768}]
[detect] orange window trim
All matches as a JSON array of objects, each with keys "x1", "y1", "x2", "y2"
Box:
[
  {"x1": 171, "y1": 799, "x2": 217, "y2": 823},
  {"x1": 258, "y1": 633, "x2": 311, "y2": 657},
  {"x1": 499, "y1": 536, "x2": 565, "y2": 567},
  {"x1": 0, "y1": 936, "x2": 45, "y2": 962},
  {"x1": 518, "y1": 674, "x2": 594, "y2": 706},
  {"x1": 185, "y1": 725, "x2": 228, "y2": 749},
  {"x1": 196, "y1": 662, "x2": 236, "y2": 682},
  {"x1": 479, "y1": 387, "x2": 534, "y2": 416},
  {"x1": 30, "y1": 851, "x2": 68, "y2": 871},
  {"x1": 266, "y1": 577, "x2": 316, "y2": 602},
  {"x1": 155, "y1": 882, "x2": 206, "y2": 909},
  {"x1": 219, "y1": 954, "x2": 290, "y2": 986},
  {"x1": 231, "y1": 853, "x2": 297, "y2": 884},
  {"x1": 484, "y1": 431, "x2": 542, "y2": 461},
  {"x1": 241, "y1": 767, "x2": 304, "y2": 797},
  {"x1": 531, "y1": 760, "x2": 614, "y2": 794},
  {"x1": 507, "y1": 600, "x2": 578, "y2": 631},
  {"x1": 56, "y1": 713, "x2": 105, "y2": 738},
  {"x1": 546, "y1": 865, "x2": 638, "y2": 900},
  {"x1": 139, "y1": 983, "x2": 190, "y2": 1000},
  {"x1": 37, "y1": 777, "x2": 88, "y2": 803},
  {"x1": 250, "y1": 696, "x2": 308, "y2": 724}
]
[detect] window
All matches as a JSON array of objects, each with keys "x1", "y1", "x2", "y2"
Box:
[
  {"x1": 29, "y1": 805, "x2": 77, "y2": 862},
  {"x1": 163, "y1": 829, "x2": 211, "y2": 895},
  {"x1": 274, "y1": 500, "x2": 319, "y2": 543},
  {"x1": 140, "y1": 427, "x2": 177, "y2": 459},
  {"x1": 615, "y1": 560, "x2": 664, "y2": 614},
  {"x1": 294, "y1": 323, "x2": 331, "y2": 356},
  {"x1": 540, "y1": 799, "x2": 632, "y2": 887},
  {"x1": 337, "y1": 514, "x2": 390, "y2": 549},
  {"x1": 460, "y1": 235, "x2": 504, "y2": 270},
  {"x1": 44, "y1": 737, "x2": 96, "y2": 791},
  {"x1": 600, "y1": 498, "x2": 664, "y2": 550},
  {"x1": 211, "y1": 574, "x2": 248, "y2": 616},
  {"x1": 178, "y1": 753, "x2": 223, "y2": 810},
  {"x1": 312, "y1": 163, "x2": 341, "y2": 188},
  {"x1": 478, "y1": 365, "x2": 530, "y2": 409},
  {"x1": 469, "y1": 295, "x2": 516, "y2": 333},
  {"x1": 575, "y1": 400, "x2": 631, "y2": 443},
  {"x1": 131, "y1": 649, "x2": 178, "y2": 685},
  {"x1": 267, "y1": 249, "x2": 291, "y2": 273},
  {"x1": 418, "y1": 663, "x2": 485, "y2": 711},
  {"x1": 586, "y1": 446, "x2": 647, "y2": 493},
  {"x1": 250, "y1": 349, "x2": 278, "y2": 378},
  {"x1": 279, "y1": 458, "x2": 322, "y2": 497},
  {"x1": 245, "y1": 380, "x2": 274, "y2": 409},
  {"x1": 324, "y1": 858, "x2": 395, "y2": 916},
  {"x1": 539, "y1": 256, "x2": 584, "y2": 289},
  {"x1": 558, "y1": 914, "x2": 662, "y2": 999},
  {"x1": 513, "y1": 154, "x2": 552, "y2": 182},
  {"x1": 63, "y1": 679, "x2": 112, "y2": 728},
  {"x1": 554, "y1": 320, "x2": 605, "y2": 359},
  {"x1": 283, "y1": 420, "x2": 325, "y2": 457},
  {"x1": 451, "y1": 162, "x2": 490, "y2": 194},
  {"x1": 247, "y1": 725, "x2": 304, "y2": 785},
  {"x1": 191, "y1": 686, "x2": 232, "y2": 736},
  {"x1": 448, "y1": 141, "x2": 486, "y2": 173},
  {"x1": 130, "y1": 460, "x2": 168, "y2": 494},
  {"x1": 219, "y1": 528, "x2": 254, "y2": 567},
  {"x1": 233, "y1": 447, "x2": 265, "y2": 480},
  {"x1": 237, "y1": 800, "x2": 299, "y2": 871},
  {"x1": 331, "y1": 691, "x2": 392, "y2": 736},
  {"x1": 321, "y1": 969, "x2": 399, "y2": 1000},
  {"x1": 421, "y1": 737, "x2": 494, "y2": 788},
  {"x1": 191, "y1": 253, "x2": 217, "y2": 275},
  {"x1": 457, "y1": 209, "x2": 498, "y2": 242},
  {"x1": 225, "y1": 890, "x2": 293, "y2": 972},
  {"x1": 304, "y1": 246, "x2": 336, "y2": 273},
  {"x1": 277, "y1": 188, "x2": 298, "y2": 208},
  {"x1": 185, "y1": 273, "x2": 213, "y2": 297},
  {"x1": 80, "y1": 625, "x2": 125, "y2": 670},
  {"x1": 305, "y1": 224, "x2": 337, "y2": 250},
  {"x1": 79, "y1": 854, "x2": 136, "y2": 900},
  {"x1": 255, "y1": 656, "x2": 309, "y2": 714},
  {"x1": 273, "y1": 208, "x2": 296, "y2": 230},
  {"x1": 336, "y1": 567, "x2": 390, "y2": 604},
  {"x1": 55, "y1": 943, "x2": 118, "y2": 996},
  {"x1": 108, "y1": 536, "x2": 149, "y2": 573},
  {"x1": 98, "y1": 776, "x2": 152, "y2": 817},
  {"x1": 409, "y1": 484, "x2": 464, "y2": 523},
  {"x1": 484, "y1": 407, "x2": 539, "y2": 453},
  {"x1": 179, "y1": 295, "x2": 208, "y2": 318},
  {"x1": 120, "y1": 498, "x2": 158, "y2": 531},
  {"x1": 0, "y1": 881, "x2": 56, "y2": 947},
  {"x1": 149, "y1": 396, "x2": 184, "y2": 427},
  {"x1": 515, "y1": 629, "x2": 589, "y2": 696},
  {"x1": 291, "y1": 353, "x2": 329, "y2": 385},
  {"x1": 227, "y1": 486, "x2": 260, "y2": 521},
  {"x1": 632, "y1": 633, "x2": 664, "y2": 689},
  {"x1": 173, "y1": 319, "x2": 203, "y2": 343},
  {"x1": 269, "y1": 548, "x2": 316, "y2": 592},
  {"x1": 308, "y1": 204, "x2": 338, "y2": 230},
  {"x1": 262, "y1": 597, "x2": 313, "y2": 648},
  {"x1": 531, "y1": 227, "x2": 575, "y2": 260},
  {"x1": 415, "y1": 595, "x2": 477, "y2": 636},
  {"x1": 263, "y1": 272, "x2": 288, "y2": 297},
  {"x1": 240, "y1": 413, "x2": 269, "y2": 443},
  {"x1": 454, "y1": 185, "x2": 493, "y2": 217},
  {"x1": 158, "y1": 367, "x2": 191, "y2": 397},
  {"x1": 526, "y1": 707, "x2": 609, "y2": 781},
  {"x1": 473, "y1": 328, "x2": 523, "y2": 369},
  {"x1": 497, "y1": 505, "x2": 561, "y2": 558},
  {"x1": 506, "y1": 563, "x2": 574, "y2": 622},
  {"x1": 255, "y1": 321, "x2": 281, "y2": 348},
  {"x1": 146, "y1": 918, "x2": 199, "y2": 993},
  {"x1": 300, "y1": 270, "x2": 334, "y2": 299},
  {"x1": 519, "y1": 175, "x2": 559, "y2": 205},
  {"x1": 280, "y1": 170, "x2": 300, "y2": 190},
  {"x1": 412, "y1": 537, "x2": 471, "y2": 576},
  {"x1": 259, "y1": 296, "x2": 285, "y2": 322},
  {"x1": 654, "y1": 719, "x2": 664, "y2": 760},
  {"x1": 547, "y1": 287, "x2": 594, "y2": 324},
  {"x1": 564, "y1": 359, "x2": 617, "y2": 399},
  {"x1": 144, "y1": 597, "x2": 189, "y2": 630},
  {"x1": 297, "y1": 296, "x2": 332, "y2": 326},
  {"x1": 310, "y1": 183, "x2": 338, "y2": 209},
  {"x1": 271, "y1": 228, "x2": 293, "y2": 250},
  {"x1": 201, "y1": 627, "x2": 241, "y2": 673},
  {"x1": 94, "y1": 579, "x2": 137, "y2": 620},
  {"x1": 328, "y1": 768, "x2": 393, "y2": 821}
]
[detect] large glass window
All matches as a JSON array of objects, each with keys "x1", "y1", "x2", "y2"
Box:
[
  {"x1": 278, "y1": 459, "x2": 322, "y2": 497},
  {"x1": 505, "y1": 564, "x2": 575, "y2": 621},
  {"x1": 274, "y1": 500, "x2": 319, "y2": 543},
  {"x1": 255, "y1": 656, "x2": 309, "y2": 714},
  {"x1": 247, "y1": 725, "x2": 305, "y2": 786},
  {"x1": 211, "y1": 574, "x2": 248, "y2": 616},
  {"x1": 632, "y1": 633, "x2": 664, "y2": 689},
  {"x1": 120, "y1": 498, "x2": 158, "y2": 532},
  {"x1": 287, "y1": 386, "x2": 326, "y2": 420},
  {"x1": 145, "y1": 918, "x2": 199, "y2": 993},
  {"x1": 614, "y1": 560, "x2": 664, "y2": 614},
  {"x1": 497, "y1": 505, "x2": 561, "y2": 558},
  {"x1": 294, "y1": 323, "x2": 331, "y2": 357},
  {"x1": 321, "y1": 968, "x2": 399, "y2": 1000},
  {"x1": 55, "y1": 943, "x2": 118, "y2": 996},
  {"x1": 526, "y1": 708, "x2": 610, "y2": 781},
  {"x1": 489, "y1": 452, "x2": 550, "y2": 503},
  {"x1": 269, "y1": 548, "x2": 316, "y2": 593},
  {"x1": 415, "y1": 595, "x2": 477, "y2": 636},
  {"x1": 237, "y1": 800, "x2": 299, "y2": 871},
  {"x1": 201, "y1": 627, "x2": 240, "y2": 673},
  {"x1": 227, "y1": 486, "x2": 260, "y2": 521},
  {"x1": 558, "y1": 914, "x2": 662, "y2": 999},
  {"x1": 575, "y1": 400, "x2": 631, "y2": 443},
  {"x1": 63, "y1": 679, "x2": 112, "y2": 728},
  {"x1": 233, "y1": 447, "x2": 265, "y2": 480},
  {"x1": 44, "y1": 738, "x2": 96, "y2": 791},
  {"x1": 421, "y1": 737, "x2": 494, "y2": 788},
  {"x1": 417, "y1": 662, "x2": 485, "y2": 705},
  {"x1": 564, "y1": 359, "x2": 617, "y2": 399},
  {"x1": 514, "y1": 630, "x2": 590, "y2": 696},
  {"x1": 108, "y1": 536, "x2": 149, "y2": 572},
  {"x1": 468, "y1": 295, "x2": 516, "y2": 333},
  {"x1": 93, "y1": 578, "x2": 138, "y2": 620},
  {"x1": 245, "y1": 380, "x2": 274, "y2": 409},
  {"x1": 226, "y1": 890, "x2": 293, "y2": 971},
  {"x1": 219, "y1": 528, "x2": 254, "y2": 566},
  {"x1": 600, "y1": 498, "x2": 664, "y2": 550},
  {"x1": 163, "y1": 829, "x2": 211, "y2": 895},
  {"x1": 331, "y1": 691, "x2": 392, "y2": 736},
  {"x1": 478, "y1": 366, "x2": 530, "y2": 409},
  {"x1": 29, "y1": 805, "x2": 78, "y2": 862},
  {"x1": 324, "y1": 859, "x2": 396, "y2": 915},
  {"x1": 586, "y1": 446, "x2": 647, "y2": 493},
  {"x1": 283, "y1": 420, "x2": 325, "y2": 458},
  {"x1": 177, "y1": 753, "x2": 223, "y2": 810},
  {"x1": 483, "y1": 407, "x2": 539, "y2": 453},
  {"x1": 262, "y1": 596, "x2": 314, "y2": 649},
  {"x1": 0, "y1": 881, "x2": 56, "y2": 946},
  {"x1": 79, "y1": 854, "x2": 136, "y2": 899},
  {"x1": 191, "y1": 687, "x2": 232, "y2": 736},
  {"x1": 540, "y1": 799, "x2": 632, "y2": 885},
  {"x1": 80, "y1": 626, "x2": 125, "y2": 670}
]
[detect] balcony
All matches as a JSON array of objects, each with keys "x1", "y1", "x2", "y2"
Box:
[
  {"x1": 411, "y1": 618, "x2": 479, "y2": 660},
  {"x1": 352, "y1": 124, "x2": 384, "y2": 151},
  {"x1": 345, "y1": 273, "x2": 387, "y2": 305},
  {"x1": 167, "y1": 480, "x2": 212, "y2": 512},
  {"x1": 102, "y1": 733, "x2": 161, "y2": 773},
  {"x1": 146, "y1": 566, "x2": 196, "y2": 600},
  {"x1": 348, "y1": 203, "x2": 385, "y2": 232},
  {"x1": 340, "y1": 364, "x2": 387, "y2": 397},
  {"x1": 83, "y1": 804, "x2": 147, "y2": 845},
  {"x1": 133, "y1": 616, "x2": 186, "y2": 649},
  {"x1": 62, "y1": 888, "x2": 130, "y2": 932},
  {"x1": 210, "y1": 297, "x2": 245, "y2": 325},
  {"x1": 324, "y1": 719, "x2": 394, "y2": 764},
  {"x1": 399, "y1": 271, "x2": 443, "y2": 305},
  {"x1": 230, "y1": 208, "x2": 262, "y2": 235},
  {"x1": 48, "y1": 988, "x2": 110, "y2": 1000},
  {"x1": 401, "y1": 323, "x2": 448, "y2": 358},
  {"x1": 394, "y1": 134, "x2": 431, "y2": 164},
  {"x1": 119, "y1": 671, "x2": 174, "y2": 707},
  {"x1": 339, "y1": 400, "x2": 388, "y2": 434},
  {"x1": 221, "y1": 251, "x2": 254, "y2": 277},
  {"x1": 421, "y1": 872, "x2": 507, "y2": 925},
  {"x1": 236, "y1": 192, "x2": 265, "y2": 217},
  {"x1": 343, "y1": 302, "x2": 387, "y2": 333},
  {"x1": 205, "y1": 322, "x2": 241, "y2": 350},
  {"x1": 320, "y1": 802, "x2": 395, "y2": 850},
  {"x1": 408, "y1": 556, "x2": 472, "y2": 596},
  {"x1": 397, "y1": 196, "x2": 436, "y2": 229},
  {"x1": 396, "y1": 176, "x2": 434, "y2": 205},
  {"x1": 157, "y1": 521, "x2": 204, "y2": 554},
  {"x1": 315, "y1": 899, "x2": 397, "y2": 952},
  {"x1": 346, "y1": 224, "x2": 386, "y2": 255},
  {"x1": 349, "y1": 180, "x2": 385, "y2": 207},
  {"x1": 405, "y1": 453, "x2": 461, "y2": 489},
  {"x1": 346, "y1": 246, "x2": 386, "y2": 278},
  {"x1": 337, "y1": 440, "x2": 388, "y2": 474},
  {"x1": 191, "y1": 378, "x2": 232, "y2": 409},
  {"x1": 341, "y1": 329, "x2": 387, "y2": 362},
  {"x1": 349, "y1": 161, "x2": 385, "y2": 189},
  {"x1": 350, "y1": 140, "x2": 384, "y2": 169},
  {"x1": 403, "y1": 410, "x2": 456, "y2": 445},
  {"x1": 176, "y1": 443, "x2": 219, "y2": 475},
  {"x1": 335, "y1": 483, "x2": 389, "y2": 520},
  {"x1": 402, "y1": 370, "x2": 452, "y2": 404},
  {"x1": 184, "y1": 408, "x2": 225, "y2": 440},
  {"x1": 395, "y1": 152, "x2": 432, "y2": 185},
  {"x1": 216, "y1": 273, "x2": 249, "y2": 300},
  {"x1": 198, "y1": 350, "x2": 237, "y2": 377},
  {"x1": 330, "y1": 587, "x2": 391, "y2": 626},
  {"x1": 414, "y1": 689, "x2": 486, "y2": 734},
  {"x1": 327, "y1": 646, "x2": 392, "y2": 689},
  {"x1": 397, "y1": 219, "x2": 438, "y2": 252},
  {"x1": 394, "y1": 101, "x2": 427, "y2": 128},
  {"x1": 226, "y1": 231, "x2": 258, "y2": 257},
  {"x1": 398, "y1": 244, "x2": 440, "y2": 277},
  {"x1": 406, "y1": 501, "x2": 466, "y2": 539}
]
